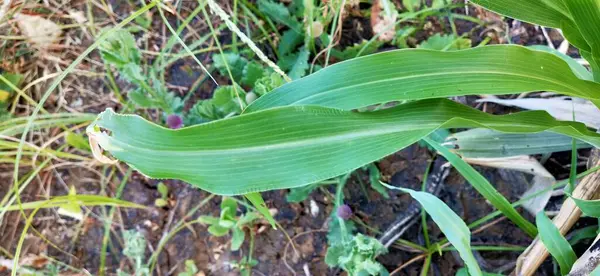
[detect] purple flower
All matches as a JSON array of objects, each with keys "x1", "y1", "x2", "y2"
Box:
[
  {"x1": 337, "y1": 204, "x2": 352, "y2": 220},
  {"x1": 166, "y1": 114, "x2": 183, "y2": 129}
]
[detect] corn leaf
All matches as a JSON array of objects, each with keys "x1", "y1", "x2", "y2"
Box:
[
  {"x1": 246, "y1": 46, "x2": 600, "y2": 112},
  {"x1": 469, "y1": 0, "x2": 571, "y2": 28},
  {"x1": 449, "y1": 129, "x2": 591, "y2": 158},
  {"x1": 88, "y1": 99, "x2": 600, "y2": 196}
]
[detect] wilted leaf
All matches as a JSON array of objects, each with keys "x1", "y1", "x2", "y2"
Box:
[{"x1": 15, "y1": 14, "x2": 62, "y2": 49}]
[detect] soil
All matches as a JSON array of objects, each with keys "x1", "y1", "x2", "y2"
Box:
[{"x1": 1, "y1": 1, "x2": 596, "y2": 276}]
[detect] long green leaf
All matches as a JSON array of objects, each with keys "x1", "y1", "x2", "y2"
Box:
[
  {"x1": 564, "y1": 0, "x2": 600, "y2": 50},
  {"x1": 563, "y1": 0, "x2": 600, "y2": 81},
  {"x1": 381, "y1": 185, "x2": 482, "y2": 276},
  {"x1": 246, "y1": 46, "x2": 600, "y2": 112},
  {"x1": 449, "y1": 129, "x2": 591, "y2": 158},
  {"x1": 88, "y1": 99, "x2": 600, "y2": 196},
  {"x1": 536, "y1": 211, "x2": 577, "y2": 275},
  {"x1": 469, "y1": 0, "x2": 570, "y2": 28},
  {"x1": 423, "y1": 137, "x2": 537, "y2": 237}
]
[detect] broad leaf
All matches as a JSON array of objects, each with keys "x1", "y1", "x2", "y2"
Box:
[
  {"x1": 563, "y1": 0, "x2": 600, "y2": 80},
  {"x1": 382, "y1": 185, "x2": 482, "y2": 276},
  {"x1": 246, "y1": 46, "x2": 600, "y2": 112},
  {"x1": 87, "y1": 99, "x2": 600, "y2": 196},
  {"x1": 470, "y1": 0, "x2": 571, "y2": 28},
  {"x1": 536, "y1": 211, "x2": 577, "y2": 275}
]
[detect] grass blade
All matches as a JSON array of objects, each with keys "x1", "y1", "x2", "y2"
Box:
[
  {"x1": 423, "y1": 137, "x2": 537, "y2": 237},
  {"x1": 536, "y1": 211, "x2": 577, "y2": 275},
  {"x1": 381, "y1": 185, "x2": 482, "y2": 276}
]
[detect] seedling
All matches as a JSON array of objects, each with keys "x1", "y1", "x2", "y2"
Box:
[
  {"x1": 99, "y1": 29, "x2": 183, "y2": 115},
  {"x1": 117, "y1": 230, "x2": 150, "y2": 276},
  {"x1": 198, "y1": 197, "x2": 260, "y2": 251},
  {"x1": 177, "y1": 260, "x2": 198, "y2": 276},
  {"x1": 154, "y1": 182, "x2": 169, "y2": 208}
]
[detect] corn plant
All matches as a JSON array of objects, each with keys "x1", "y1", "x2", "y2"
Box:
[{"x1": 85, "y1": 1, "x2": 600, "y2": 275}]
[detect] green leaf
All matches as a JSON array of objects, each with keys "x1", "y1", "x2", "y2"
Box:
[
  {"x1": 381, "y1": 185, "x2": 482, "y2": 276},
  {"x1": 66, "y1": 131, "x2": 91, "y2": 151},
  {"x1": 242, "y1": 62, "x2": 266, "y2": 87},
  {"x1": 99, "y1": 29, "x2": 141, "y2": 67},
  {"x1": 449, "y1": 129, "x2": 591, "y2": 158},
  {"x1": 403, "y1": 0, "x2": 421, "y2": 12},
  {"x1": 326, "y1": 233, "x2": 388, "y2": 275},
  {"x1": 564, "y1": 0, "x2": 600, "y2": 50},
  {"x1": 561, "y1": 20, "x2": 592, "y2": 53},
  {"x1": 88, "y1": 99, "x2": 600, "y2": 196},
  {"x1": 258, "y1": 0, "x2": 301, "y2": 31},
  {"x1": 247, "y1": 46, "x2": 600, "y2": 112},
  {"x1": 127, "y1": 88, "x2": 156, "y2": 108},
  {"x1": 218, "y1": 219, "x2": 236, "y2": 229},
  {"x1": 220, "y1": 197, "x2": 238, "y2": 219},
  {"x1": 423, "y1": 137, "x2": 538, "y2": 237},
  {"x1": 366, "y1": 164, "x2": 389, "y2": 198},
  {"x1": 330, "y1": 40, "x2": 385, "y2": 60},
  {"x1": 286, "y1": 47, "x2": 310, "y2": 80},
  {"x1": 154, "y1": 198, "x2": 168, "y2": 207},
  {"x1": 418, "y1": 34, "x2": 471, "y2": 51},
  {"x1": 190, "y1": 85, "x2": 246, "y2": 121},
  {"x1": 536, "y1": 211, "x2": 577, "y2": 275},
  {"x1": 327, "y1": 214, "x2": 356, "y2": 246},
  {"x1": 563, "y1": 0, "x2": 600, "y2": 80},
  {"x1": 568, "y1": 226, "x2": 598, "y2": 246},
  {"x1": 231, "y1": 227, "x2": 245, "y2": 251},
  {"x1": 570, "y1": 197, "x2": 600, "y2": 217},
  {"x1": 253, "y1": 72, "x2": 285, "y2": 96},
  {"x1": 237, "y1": 211, "x2": 261, "y2": 226},
  {"x1": 198, "y1": 215, "x2": 219, "y2": 225},
  {"x1": 279, "y1": 30, "x2": 305, "y2": 57},
  {"x1": 244, "y1": 192, "x2": 276, "y2": 228},
  {"x1": 286, "y1": 183, "x2": 320, "y2": 202},
  {"x1": 528, "y1": 45, "x2": 593, "y2": 81},
  {"x1": 157, "y1": 182, "x2": 168, "y2": 199},
  {"x1": 469, "y1": 0, "x2": 571, "y2": 28},
  {"x1": 208, "y1": 224, "x2": 230, "y2": 237},
  {"x1": 212, "y1": 52, "x2": 248, "y2": 82}
]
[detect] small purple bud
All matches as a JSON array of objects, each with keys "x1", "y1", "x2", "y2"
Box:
[
  {"x1": 166, "y1": 114, "x2": 183, "y2": 129},
  {"x1": 337, "y1": 204, "x2": 352, "y2": 220}
]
